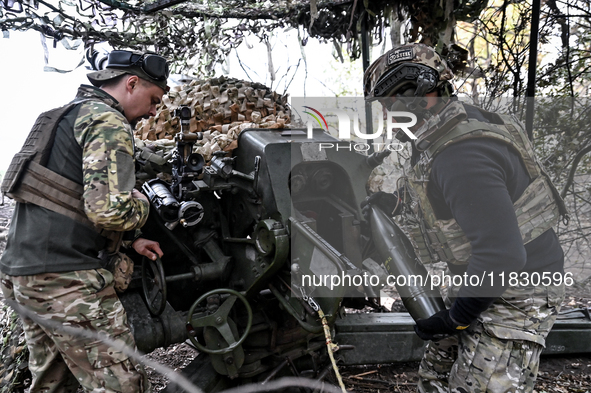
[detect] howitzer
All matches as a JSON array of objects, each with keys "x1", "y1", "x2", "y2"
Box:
[{"x1": 122, "y1": 118, "x2": 452, "y2": 391}]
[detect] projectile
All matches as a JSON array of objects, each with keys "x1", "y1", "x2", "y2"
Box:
[{"x1": 369, "y1": 205, "x2": 446, "y2": 321}]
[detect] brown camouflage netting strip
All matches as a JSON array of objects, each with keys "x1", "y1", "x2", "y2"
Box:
[{"x1": 133, "y1": 76, "x2": 291, "y2": 182}]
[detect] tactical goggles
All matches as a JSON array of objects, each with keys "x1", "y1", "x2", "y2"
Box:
[
  {"x1": 107, "y1": 50, "x2": 169, "y2": 81},
  {"x1": 372, "y1": 63, "x2": 438, "y2": 98}
]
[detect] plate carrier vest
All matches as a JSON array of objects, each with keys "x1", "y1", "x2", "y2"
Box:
[
  {"x1": 399, "y1": 102, "x2": 568, "y2": 266},
  {"x1": 1, "y1": 100, "x2": 121, "y2": 250}
]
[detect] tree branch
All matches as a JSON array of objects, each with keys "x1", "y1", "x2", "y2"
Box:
[{"x1": 561, "y1": 143, "x2": 591, "y2": 199}]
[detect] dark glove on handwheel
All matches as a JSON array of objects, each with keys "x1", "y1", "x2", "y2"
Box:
[
  {"x1": 414, "y1": 309, "x2": 470, "y2": 341},
  {"x1": 361, "y1": 191, "x2": 401, "y2": 221}
]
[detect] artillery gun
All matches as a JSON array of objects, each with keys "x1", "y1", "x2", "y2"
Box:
[
  {"x1": 122, "y1": 100, "x2": 443, "y2": 391},
  {"x1": 123, "y1": 107, "x2": 591, "y2": 392}
]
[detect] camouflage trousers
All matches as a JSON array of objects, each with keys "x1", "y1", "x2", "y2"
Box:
[
  {"x1": 0, "y1": 269, "x2": 150, "y2": 393},
  {"x1": 418, "y1": 283, "x2": 565, "y2": 393}
]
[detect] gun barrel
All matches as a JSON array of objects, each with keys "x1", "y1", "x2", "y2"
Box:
[{"x1": 369, "y1": 206, "x2": 445, "y2": 321}]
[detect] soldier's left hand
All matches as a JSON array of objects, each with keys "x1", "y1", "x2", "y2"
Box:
[
  {"x1": 414, "y1": 309, "x2": 470, "y2": 341},
  {"x1": 361, "y1": 191, "x2": 401, "y2": 221},
  {"x1": 132, "y1": 238, "x2": 164, "y2": 261},
  {"x1": 132, "y1": 188, "x2": 148, "y2": 202}
]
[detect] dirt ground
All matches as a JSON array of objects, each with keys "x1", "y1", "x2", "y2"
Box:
[
  {"x1": 336, "y1": 356, "x2": 591, "y2": 393},
  {"x1": 141, "y1": 329, "x2": 591, "y2": 393},
  {"x1": 138, "y1": 339, "x2": 591, "y2": 393},
  {"x1": 1, "y1": 201, "x2": 591, "y2": 393}
]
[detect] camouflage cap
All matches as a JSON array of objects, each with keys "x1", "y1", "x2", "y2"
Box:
[
  {"x1": 87, "y1": 51, "x2": 169, "y2": 93},
  {"x1": 364, "y1": 43, "x2": 454, "y2": 98}
]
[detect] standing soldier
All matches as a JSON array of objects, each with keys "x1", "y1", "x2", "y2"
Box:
[
  {"x1": 363, "y1": 43, "x2": 567, "y2": 392},
  {"x1": 0, "y1": 50, "x2": 167, "y2": 393}
]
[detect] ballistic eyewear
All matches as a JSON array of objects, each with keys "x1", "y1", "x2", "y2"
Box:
[{"x1": 107, "y1": 50, "x2": 169, "y2": 82}]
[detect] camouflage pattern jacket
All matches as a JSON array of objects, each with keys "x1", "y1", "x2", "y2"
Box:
[
  {"x1": 0, "y1": 85, "x2": 149, "y2": 276},
  {"x1": 400, "y1": 101, "x2": 567, "y2": 267}
]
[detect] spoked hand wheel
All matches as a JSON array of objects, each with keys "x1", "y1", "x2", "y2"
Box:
[
  {"x1": 186, "y1": 288, "x2": 253, "y2": 355},
  {"x1": 141, "y1": 256, "x2": 167, "y2": 316}
]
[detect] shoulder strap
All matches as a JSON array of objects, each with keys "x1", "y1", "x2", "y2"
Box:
[{"x1": 424, "y1": 117, "x2": 540, "y2": 179}]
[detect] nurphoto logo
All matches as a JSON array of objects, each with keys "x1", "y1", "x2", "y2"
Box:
[
  {"x1": 303, "y1": 105, "x2": 418, "y2": 152},
  {"x1": 303, "y1": 106, "x2": 329, "y2": 131}
]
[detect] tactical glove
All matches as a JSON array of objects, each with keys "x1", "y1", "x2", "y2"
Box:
[
  {"x1": 361, "y1": 191, "x2": 401, "y2": 221},
  {"x1": 414, "y1": 309, "x2": 470, "y2": 341}
]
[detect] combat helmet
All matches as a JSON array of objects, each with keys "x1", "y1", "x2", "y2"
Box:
[{"x1": 363, "y1": 43, "x2": 454, "y2": 100}]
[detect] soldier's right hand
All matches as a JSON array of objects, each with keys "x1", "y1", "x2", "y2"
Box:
[
  {"x1": 414, "y1": 309, "x2": 470, "y2": 341},
  {"x1": 132, "y1": 237, "x2": 163, "y2": 260}
]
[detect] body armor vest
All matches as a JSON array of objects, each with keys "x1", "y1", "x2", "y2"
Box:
[
  {"x1": 1, "y1": 100, "x2": 121, "y2": 251},
  {"x1": 399, "y1": 102, "x2": 568, "y2": 266},
  {"x1": 1, "y1": 101, "x2": 90, "y2": 223}
]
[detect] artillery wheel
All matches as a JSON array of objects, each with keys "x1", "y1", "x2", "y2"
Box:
[
  {"x1": 186, "y1": 288, "x2": 253, "y2": 355},
  {"x1": 141, "y1": 256, "x2": 167, "y2": 316}
]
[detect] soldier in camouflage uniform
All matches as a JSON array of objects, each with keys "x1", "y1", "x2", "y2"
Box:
[
  {"x1": 363, "y1": 43, "x2": 566, "y2": 392},
  {"x1": 0, "y1": 50, "x2": 169, "y2": 393}
]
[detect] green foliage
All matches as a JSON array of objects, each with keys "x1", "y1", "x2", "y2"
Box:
[
  {"x1": 534, "y1": 98, "x2": 591, "y2": 181},
  {"x1": 323, "y1": 51, "x2": 364, "y2": 97},
  {"x1": 453, "y1": 0, "x2": 591, "y2": 185}
]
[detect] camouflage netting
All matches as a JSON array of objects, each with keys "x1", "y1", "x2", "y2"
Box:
[
  {"x1": 0, "y1": 0, "x2": 488, "y2": 74},
  {"x1": 134, "y1": 76, "x2": 291, "y2": 180}
]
